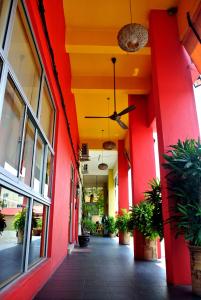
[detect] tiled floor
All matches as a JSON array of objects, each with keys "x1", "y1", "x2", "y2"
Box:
[{"x1": 34, "y1": 237, "x2": 200, "y2": 300}]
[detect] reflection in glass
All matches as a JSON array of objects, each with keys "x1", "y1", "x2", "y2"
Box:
[
  {"x1": 40, "y1": 82, "x2": 54, "y2": 144},
  {"x1": 8, "y1": 5, "x2": 41, "y2": 113},
  {"x1": 44, "y1": 150, "x2": 53, "y2": 198},
  {"x1": 0, "y1": 186, "x2": 28, "y2": 287},
  {"x1": 19, "y1": 118, "x2": 35, "y2": 186},
  {"x1": 0, "y1": 0, "x2": 10, "y2": 47},
  {"x1": 28, "y1": 201, "x2": 47, "y2": 266},
  {"x1": 0, "y1": 78, "x2": 25, "y2": 176},
  {"x1": 33, "y1": 135, "x2": 44, "y2": 193}
]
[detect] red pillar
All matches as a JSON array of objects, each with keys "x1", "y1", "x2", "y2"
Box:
[
  {"x1": 118, "y1": 140, "x2": 129, "y2": 212},
  {"x1": 150, "y1": 10, "x2": 200, "y2": 285},
  {"x1": 129, "y1": 95, "x2": 156, "y2": 259}
]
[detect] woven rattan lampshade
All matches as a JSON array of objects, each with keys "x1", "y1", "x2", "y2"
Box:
[
  {"x1": 98, "y1": 163, "x2": 108, "y2": 170},
  {"x1": 103, "y1": 141, "x2": 116, "y2": 150},
  {"x1": 117, "y1": 23, "x2": 148, "y2": 52}
]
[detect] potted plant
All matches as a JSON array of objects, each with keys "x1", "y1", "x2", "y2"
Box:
[
  {"x1": 14, "y1": 209, "x2": 37, "y2": 244},
  {"x1": 32, "y1": 218, "x2": 43, "y2": 236},
  {"x1": 0, "y1": 211, "x2": 6, "y2": 235},
  {"x1": 115, "y1": 209, "x2": 131, "y2": 245},
  {"x1": 105, "y1": 216, "x2": 116, "y2": 237},
  {"x1": 163, "y1": 138, "x2": 201, "y2": 296},
  {"x1": 130, "y1": 179, "x2": 163, "y2": 260},
  {"x1": 78, "y1": 199, "x2": 96, "y2": 247}
]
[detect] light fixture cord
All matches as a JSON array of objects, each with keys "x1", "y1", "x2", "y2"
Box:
[
  {"x1": 113, "y1": 60, "x2": 116, "y2": 113},
  {"x1": 107, "y1": 98, "x2": 110, "y2": 138},
  {"x1": 130, "y1": 0, "x2": 133, "y2": 24},
  {"x1": 101, "y1": 129, "x2": 104, "y2": 163}
]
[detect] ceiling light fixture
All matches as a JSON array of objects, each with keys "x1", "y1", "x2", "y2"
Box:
[
  {"x1": 117, "y1": 0, "x2": 148, "y2": 52},
  {"x1": 103, "y1": 98, "x2": 116, "y2": 150},
  {"x1": 98, "y1": 130, "x2": 108, "y2": 170}
]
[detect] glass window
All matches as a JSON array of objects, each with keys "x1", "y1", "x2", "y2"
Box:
[
  {"x1": 33, "y1": 134, "x2": 44, "y2": 193},
  {"x1": 44, "y1": 150, "x2": 53, "y2": 198},
  {"x1": 0, "y1": 0, "x2": 10, "y2": 47},
  {"x1": 0, "y1": 186, "x2": 28, "y2": 287},
  {"x1": 19, "y1": 118, "x2": 35, "y2": 185},
  {"x1": 28, "y1": 201, "x2": 47, "y2": 267},
  {"x1": 0, "y1": 78, "x2": 25, "y2": 176},
  {"x1": 8, "y1": 5, "x2": 41, "y2": 113},
  {"x1": 40, "y1": 82, "x2": 54, "y2": 144}
]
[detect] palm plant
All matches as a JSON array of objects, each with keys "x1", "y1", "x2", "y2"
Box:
[
  {"x1": 144, "y1": 178, "x2": 163, "y2": 240},
  {"x1": 115, "y1": 209, "x2": 131, "y2": 233},
  {"x1": 163, "y1": 138, "x2": 201, "y2": 246}
]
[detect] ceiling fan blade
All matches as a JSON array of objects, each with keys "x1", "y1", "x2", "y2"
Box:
[
  {"x1": 117, "y1": 105, "x2": 136, "y2": 117},
  {"x1": 85, "y1": 116, "x2": 109, "y2": 119},
  {"x1": 116, "y1": 118, "x2": 128, "y2": 130}
]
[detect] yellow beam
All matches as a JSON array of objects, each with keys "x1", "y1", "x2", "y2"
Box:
[
  {"x1": 72, "y1": 76, "x2": 150, "y2": 94},
  {"x1": 66, "y1": 44, "x2": 151, "y2": 56}
]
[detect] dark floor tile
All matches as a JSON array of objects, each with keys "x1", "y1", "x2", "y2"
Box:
[{"x1": 34, "y1": 237, "x2": 196, "y2": 300}]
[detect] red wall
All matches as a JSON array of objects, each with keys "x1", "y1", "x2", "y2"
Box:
[
  {"x1": 150, "y1": 10, "x2": 199, "y2": 284},
  {"x1": 0, "y1": 1, "x2": 79, "y2": 299}
]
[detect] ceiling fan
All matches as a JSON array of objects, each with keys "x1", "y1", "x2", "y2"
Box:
[{"x1": 85, "y1": 57, "x2": 136, "y2": 129}]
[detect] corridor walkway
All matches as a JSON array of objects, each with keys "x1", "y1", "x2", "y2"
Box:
[{"x1": 35, "y1": 237, "x2": 199, "y2": 300}]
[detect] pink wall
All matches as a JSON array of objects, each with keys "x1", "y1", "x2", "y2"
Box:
[
  {"x1": 0, "y1": 1, "x2": 79, "y2": 299},
  {"x1": 150, "y1": 10, "x2": 199, "y2": 284}
]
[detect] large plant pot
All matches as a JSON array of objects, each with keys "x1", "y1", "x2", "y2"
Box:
[
  {"x1": 119, "y1": 231, "x2": 130, "y2": 245},
  {"x1": 144, "y1": 238, "x2": 158, "y2": 261},
  {"x1": 78, "y1": 234, "x2": 90, "y2": 247},
  {"x1": 109, "y1": 233, "x2": 116, "y2": 238},
  {"x1": 17, "y1": 229, "x2": 24, "y2": 244},
  {"x1": 189, "y1": 245, "x2": 201, "y2": 297}
]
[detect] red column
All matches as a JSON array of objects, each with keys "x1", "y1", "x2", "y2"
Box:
[
  {"x1": 118, "y1": 140, "x2": 129, "y2": 212},
  {"x1": 150, "y1": 10, "x2": 200, "y2": 285},
  {"x1": 129, "y1": 95, "x2": 156, "y2": 259}
]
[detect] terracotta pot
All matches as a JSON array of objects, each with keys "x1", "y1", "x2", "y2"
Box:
[
  {"x1": 144, "y1": 238, "x2": 158, "y2": 261},
  {"x1": 119, "y1": 231, "x2": 130, "y2": 245},
  {"x1": 17, "y1": 229, "x2": 24, "y2": 244},
  {"x1": 109, "y1": 232, "x2": 116, "y2": 238},
  {"x1": 189, "y1": 245, "x2": 201, "y2": 297}
]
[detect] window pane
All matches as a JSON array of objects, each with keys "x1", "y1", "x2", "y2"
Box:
[
  {"x1": 44, "y1": 150, "x2": 53, "y2": 198},
  {"x1": 40, "y1": 82, "x2": 54, "y2": 143},
  {"x1": 33, "y1": 135, "x2": 44, "y2": 193},
  {"x1": 0, "y1": 187, "x2": 28, "y2": 287},
  {"x1": 8, "y1": 5, "x2": 41, "y2": 113},
  {"x1": 0, "y1": 78, "x2": 25, "y2": 176},
  {"x1": 0, "y1": 0, "x2": 10, "y2": 47},
  {"x1": 19, "y1": 118, "x2": 35, "y2": 186},
  {"x1": 28, "y1": 201, "x2": 48, "y2": 266}
]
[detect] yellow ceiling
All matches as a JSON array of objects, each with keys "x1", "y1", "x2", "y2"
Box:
[{"x1": 63, "y1": 0, "x2": 179, "y2": 144}]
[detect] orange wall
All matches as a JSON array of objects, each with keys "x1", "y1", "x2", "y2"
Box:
[{"x1": 0, "y1": 0, "x2": 79, "y2": 299}]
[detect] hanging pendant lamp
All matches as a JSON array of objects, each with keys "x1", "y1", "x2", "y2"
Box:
[
  {"x1": 117, "y1": 0, "x2": 148, "y2": 52},
  {"x1": 103, "y1": 98, "x2": 116, "y2": 150},
  {"x1": 98, "y1": 130, "x2": 108, "y2": 170}
]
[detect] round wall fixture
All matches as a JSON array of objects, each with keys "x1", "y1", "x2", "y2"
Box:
[
  {"x1": 103, "y1": 141, "x2": 116, "y2": 150},
  {"x1": 117, "y1": 23, "x2": 148, "y2": 52},
  {"x1": 98, "y1": 163, "x2": 108, "y2": 170}
]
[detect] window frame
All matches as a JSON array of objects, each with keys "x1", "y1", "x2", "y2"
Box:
[{"x1": 0, "y1": 0, "x2": 57, "y2": 289}]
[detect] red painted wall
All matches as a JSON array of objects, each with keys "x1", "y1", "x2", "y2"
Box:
[
  {"x1": 0, "y1": 1, "x2": 79, "y2": 299},
  {"x1": 150, "y1": 10, "x2": 200, "y2": 284},
  {"x1": 129, "y1": 95, "x2": 157, "y2": 259},
  {"x1": 118, "y1": 140, "x2": 129, "y2": 212}
]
